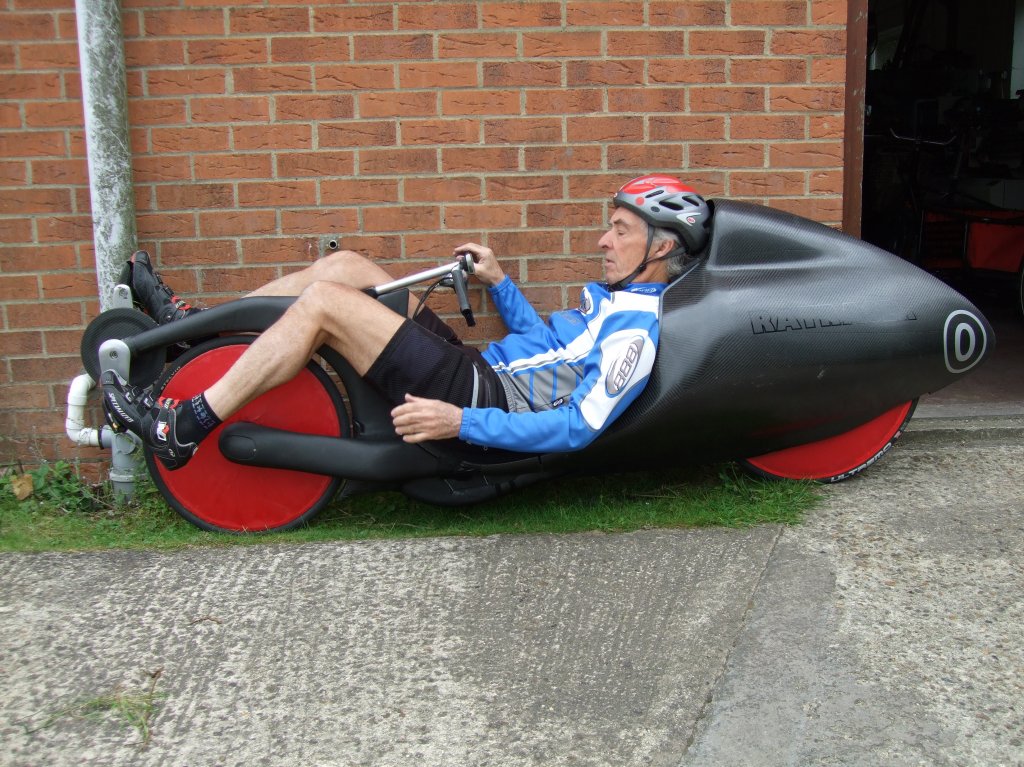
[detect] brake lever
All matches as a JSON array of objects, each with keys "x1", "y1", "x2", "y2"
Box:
[{"x1": 451, "y1": 262, "x2": 476, "y2": 327}]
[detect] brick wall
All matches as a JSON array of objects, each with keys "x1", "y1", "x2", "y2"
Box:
[{"x1": 0, "y1": 0, "x2": 849, "y2": 468}]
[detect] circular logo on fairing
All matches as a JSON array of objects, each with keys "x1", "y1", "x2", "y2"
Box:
[{"x1": 943, "y1": 310, "x2": 987, "y2": 374}]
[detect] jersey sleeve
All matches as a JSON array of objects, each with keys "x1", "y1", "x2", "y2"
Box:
[
  {"x1": 488, "y1": 275, "x2": 543, "y2": 334},
  {"x1": 459, "y1": 306, "x2": 660, "y2": 452}
]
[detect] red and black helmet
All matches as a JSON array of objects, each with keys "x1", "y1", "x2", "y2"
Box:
[{"x1": 612, "y1": 175, "x2": 711, "y2": 255}]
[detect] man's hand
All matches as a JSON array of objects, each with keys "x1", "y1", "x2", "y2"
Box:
[
  {"x1": 391, "y1": 394, "x2": 463, "y2": 443},
  {"x1": 454, "y1": 243, "x2": 505, "y2": 287}
]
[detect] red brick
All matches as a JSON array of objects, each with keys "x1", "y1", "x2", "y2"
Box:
[
  {"x1": 770, "y1": 85, "x2": 844, "y2": 112},
  {"x1": 0, "y1": 71, "x2": 61, "y2": 99},
  {"x1": 2, "y1": 12, "x2": 58, "y2": 40},
  {"x1": 0, "y1": 160, "x2": 27, "y2": 184},
  {"x1": 769, "y1": 141, "x2": 843, "y2": 168},
  {"x1": 233, "y1": 66, "x2": 312, "y2": 93},
  {"x1": 689, "y1": 30, "x2": 766, "y2": 55},
  {"x1": 277, "y1": 150, "x2": 355, "y2": 178},
  {"x1": 40, "y1": 271, "x2": 99, "y2": 299},
  {"x1": 361, "y1": 147, "x2": 438, "y2": 175},
  {"x1": 481, "y1": 2, "x2": 561, "y2": 28},
  {"x1": 690, "y1": 142, "x2": 765, "y2": 168},
  {"x1": 811, "y1": 57, "x2": 846, "y2": 84},
  {"x1": 649, "y1": 115, "x2": 726, "y2": 141},
  {"x1": 771, "y1": 29, "x2": 846, "y2": 56},
  {"x1": 484, "y1": 117, "x2": 562, "y2": 144},
  {"x1": 445, "y1": 204, "x2": 521, "y2": 231},
  {"x1": 194, "y1": 153, "x2": 273, "y2": 180},
  {"x1": 523, "y1": 146, "x2": 602, "y2": 172},
  {"x1": 608, "y1": 31, "x2": 687, "y2": 56},
  {"x1": 398, "y1": 3, "x2": 478, "y2": 30},
  {"x1": 608, "y1": 143, "x2": 684, "y2": 170},
  {"x1": 124, "y1": 39, "x2": 185, "y2": 67},
  {"x1": 353, "y1": 34, "x2": 433, "y2": 61},
  {"x1": 731, "y1": 1, "x2": 807, "y2": 26},
  {"x1": 649, "y1": 1, "x2": 726, "y2": 26},
  {"x1": 316, "y1": 64, "x2": 394, "y2": 91},
  {"x1": 732, "y1": 57, "x2": 807, "y2": 84},
  {"x1": 359, "y1": 91, "x2": 437, "y2": 119},
  {"x1": 318, "y1": 120, "x2": 396, "y2": 149},
  {"x1": 526, "y1": 88, "x2": 603, "y2": 115},
  {"x1": 188, "y1": 38, "x2": 268, "y2": 66},
  {"x1": 5, "y1": 330, "x2": 45, "y2": 355},
  {"x1": 439, "y1": 33, "x2": 518, "y2": 59},
  {"x1": 230, "y1": 6, "x2": 310, "y2": 34},
  {"x1": 199, "y1": 210, "x2": 278, "y2": 237},
  {"x1": 567, "y1": 2, "x2": 644, "y2": 25},
  {"x1": 442, "y1": 90, "x2": 519, "y2": 116},
  {"x1": 0, "y1": 187, "x2": 71, "y2": 214},
  {"x1": 19, "y1": 41, "x2": 78, "y2": 68},
  {"x1": 233, "y1": 124, "x2": 312, "y2": 150},
  {"x1": 485, "y1": 176, "x2": 562, "y2": 202},
  {"x1": 240, "y1": 236, "x2": 319, "y2": 265},
  {"x1": 769, "y1": 195, "x2": 842, "y2": 224},
  {"x1": 201, "y1": 265, "x2": 279, "y2": 295},
  {"x1": 146, "y1": 9, "x2": 225, "y2": 36},
  {"x1": 276, "y1": 94, "x2": 355, "y2": 121},
  {"x1": 313, "y1": 5, "x2": 393, "y2": 33},
  {"x1": 401, "y1": 118, "x2": 480, "y2": 146},
  {"x1": 567, "y1": 115, "x2": 644, "y2": 143},
  {"x1": 363, "y1": 204, "x2": 440, "y2": 232},
  {"x1": 146, "y1": 68, "x2": 226, "y2": 96},
  {"x1": 608, "y1": 87, "x2": 687, "y2": 113},
  {"x1": 156, "y1": 183, "x2": 234, "y2": 210},
  {"x1": 567, "y1": 59, "x2": 645, "y2": 87},
  {"x1": 136, "y1": 212, "x2": 198, "y2": 239},
  {"x1": 0, "y1": 103, "x2": 22, "y2": 129},
  {"x1": 152, "y1": 125, "x2": 231, "y2": 153},
  {"x1": 810, "y1": 169, "x2": 844, "y2": 195},
  {"x1": 525, "y1": 256, "x2": 603, "y2": 283},
  {"x1": 10, "y1": 356, "x2": 81, "y2": 384},
  {"x1": 30, "y1": 157, "x2": 87, "y2": 185},
  {"x1": 403, "y1": 62, "x2": 479, "y2": 89},
  {"x1": 690, "y1": 86, "x2": 765, "y2": 113},
  {"x1": 1, "y1": 244, "x2": 76, "y2": 272},
  {"x1": 649, "y1": 58, "x2": 726, "y2": 85},
  {"x1": 278, "y1": 208, "x2": 360, "y2": 237},
  {"x1": 809, "y1": 115, "x2": 844, "y2": 139},
  {"x1": 23, "y1": 101, "x2": 78, "y2": 129},
  {"x1": 0, "y1": 274, "x2": 41, "y2": 300},
  {"x1": 191, "y1": 96, "x2": 270, "y2": 123},
  {"x1": 126, "y1": 98, "x2": 187, "y2": 126},
  {"x1": 238, "y1": 180, "x2": 316, "y2": 207},
  {"x1": 271, "y1": 37, "x2": 352, "y2": 65},
  {"x1": 442, "y1": 146, "x2": 518, "y2": 173},
  {"x1": 0, "y1": 218, "x2": 35, "y2": 244},
  {"x1": 406, "y1": 176, "x2": 481, "y2": 203},
  {"x1": 6, "y1": 301, "x2": 82, "y2": 329},
  {"x1": 731, "y1": 114, "x2": 805, "y2": 139},
  {"x1": 811, "y1": 0, "x2": 848, "y2": 25},
  {"x1": 485, "y1": 60, "x2": 560, "y2": 88},
  {"x1": 525, "y1": 31, "x2": 604, "y2": 58},
  {"x1": 730, "y1": 170, "x2": 806, "y2": 196},
  {"x1": 319, "y1": 177, "x2": 399, "y2": 205},
  {"x1": 0, "y1": 382, "x2": 50, "y2": 409},
  {"x1": 37, "y1": 215, "x2": 93, "y2": 243}
]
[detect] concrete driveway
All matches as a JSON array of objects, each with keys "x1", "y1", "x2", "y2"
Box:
[{"x1": 1, "y1": 415, "x2": 1022, "y2": 766}]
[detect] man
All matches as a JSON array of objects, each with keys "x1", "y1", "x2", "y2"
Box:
[{"x1": 102, "y1": 175, "x2": 710, "y2": 469}]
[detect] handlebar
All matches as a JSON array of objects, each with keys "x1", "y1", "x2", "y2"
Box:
[{"x1": 365, "y1": 254, "x2": 476, "y2": 327}]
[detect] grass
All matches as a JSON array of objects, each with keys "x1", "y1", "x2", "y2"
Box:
[
  {"x1": 0, "y1": 460, "x2": 820, "y2": 553},
  {"x1": 20, "y1": 669, "x2": 166, "y2": 747}
]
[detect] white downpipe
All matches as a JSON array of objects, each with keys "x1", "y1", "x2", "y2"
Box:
[
  {"x1": 65, "y1": 373, "x2": 111, "y2": 449},
  {"x1": 75, "y1": 0, "x2": 137, "y2": 310}
]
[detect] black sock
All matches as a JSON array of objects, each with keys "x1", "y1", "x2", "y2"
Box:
[{"x1": 172, "y1": 393, "x2": 222, "y2": 445}]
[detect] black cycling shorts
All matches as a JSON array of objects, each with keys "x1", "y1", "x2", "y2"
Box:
[{"x1": 364, "y1": 307, "x2": 508, "y2": 411}]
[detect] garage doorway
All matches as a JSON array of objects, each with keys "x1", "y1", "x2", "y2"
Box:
[{"x1": 854, "y1": 0, "x2": 1024, "y2": 414}]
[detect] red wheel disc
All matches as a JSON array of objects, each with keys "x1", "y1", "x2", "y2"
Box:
[
  {"x1": 151, "y1": 344, "x2": 345, "y2": 532},
  {"x1": 743, "y1": 401, "x2": 915, "y2": 482}
]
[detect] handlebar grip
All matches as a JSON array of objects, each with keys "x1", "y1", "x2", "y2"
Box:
[{"x1": 451, "y1": 267, "x2": 476, "y2": 327}]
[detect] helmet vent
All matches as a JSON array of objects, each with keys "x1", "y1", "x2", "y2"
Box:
[{"x1": 660, "y1": 200, "x2": 683, "y2": 211}]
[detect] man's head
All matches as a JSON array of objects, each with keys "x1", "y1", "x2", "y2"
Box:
[{"x1": 601, "y1": 175, "x2": 711, "y2": 289}]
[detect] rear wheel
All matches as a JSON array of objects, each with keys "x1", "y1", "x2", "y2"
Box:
[
  {"x1": 147, "y1": 336, "x2": 349, "y2": 532},
  {"x1": 739, "y1": 400, "x2": 917, "y2": 483}
]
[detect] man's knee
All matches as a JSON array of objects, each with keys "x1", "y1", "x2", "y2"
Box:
[{"x1": 307, "y1": 250, "x2": 373, "y2": 283}]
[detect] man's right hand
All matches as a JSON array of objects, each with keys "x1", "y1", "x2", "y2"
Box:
[{"x1": 454, "y1": 243, "x2": 505, "y2": 287}]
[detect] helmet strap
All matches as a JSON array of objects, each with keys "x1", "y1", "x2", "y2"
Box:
[{"x1": 607, "y1": 230, "x2": 687, "y2": 291}]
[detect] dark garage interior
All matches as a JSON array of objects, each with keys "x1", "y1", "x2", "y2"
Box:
[{"x1": 861, "y1": 0, "x2": 1024, "y2": 414}]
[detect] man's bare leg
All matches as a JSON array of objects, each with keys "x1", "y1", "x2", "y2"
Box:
[{"x1": 204, "y1": 280, "x2": 404, "y2": 420}]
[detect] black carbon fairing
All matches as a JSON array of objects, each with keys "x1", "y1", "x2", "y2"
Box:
[{"x1": 585, "y1": 199, "x2": 994, "y2": 468}]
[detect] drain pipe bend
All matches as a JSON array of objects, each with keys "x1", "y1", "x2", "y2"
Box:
[{"x1": 65, "y1": 373, "x2": 112, "y2": 449}]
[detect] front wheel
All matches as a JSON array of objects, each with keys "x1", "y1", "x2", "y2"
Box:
[
  {"x1": 146, "y1": 336, "x2": 350, "y2": 532},
  {"x1": 739, "y1": 400, "x2": 917, "y2": 483}
]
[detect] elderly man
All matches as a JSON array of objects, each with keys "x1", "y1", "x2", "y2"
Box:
[{"x1": 103, "y1": 175, "x2": 710, "y2": 469}]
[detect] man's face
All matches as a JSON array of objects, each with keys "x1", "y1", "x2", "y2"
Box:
[{"x1": 598, "y1": 207, "x2": 650, "y2": 285}]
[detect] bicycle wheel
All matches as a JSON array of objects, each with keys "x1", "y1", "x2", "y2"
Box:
[
  {"x1": 739, "y1": 400, "x2": 917, "y2": 483},
  {"x1": 146, "y1": 336, "x2": 349, "y2": 532}
]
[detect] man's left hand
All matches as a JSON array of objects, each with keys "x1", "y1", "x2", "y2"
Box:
[{"x1": 391, "y1": 394, "x2": 463, "y2": 443}]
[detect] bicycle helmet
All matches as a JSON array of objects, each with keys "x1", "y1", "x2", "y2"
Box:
[{"x1": 613, "y1": 174, "x2": 711, "y2": 256}]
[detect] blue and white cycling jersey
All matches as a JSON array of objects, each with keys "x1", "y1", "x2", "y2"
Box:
[{"x1": 459, "y1": 276, "x2": 666, "y2": 453}]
